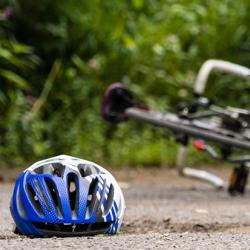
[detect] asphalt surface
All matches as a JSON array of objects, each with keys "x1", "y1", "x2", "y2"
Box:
[{"x1": 1, "y1": 167, "x2": 250, "y2": 249}]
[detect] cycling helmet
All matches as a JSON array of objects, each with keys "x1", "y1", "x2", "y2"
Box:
[{"x1": 10, "y1": 155, "x2": 125, "y2": 237}]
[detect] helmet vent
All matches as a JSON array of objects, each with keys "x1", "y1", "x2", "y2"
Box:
[
  {"x1": 78, "y1": 164, "x2": 100, "y2": 177},
  {"x1": 26, "y1": 183, "x2": 44, "y2": 216},
  {"x1": 86, "y1": 178, "x2": 99, "y2": 214},
  {"x1": 34, "y1": 164, "x2": 54, "y2": 174},
  {"x1": 67, "y1": 173, "x2": 78, "y2": 216},
  {"x1": 33, "y1": 163, "x2": 65, "y2": 176},
  {"x1": 52, "y1": 163, "x2": 65, "y2": 177},
  {"x1": 104, "y1": 184, "x2": 114, "y2": 213},
  {"x1": 44, "y1": 178, "x2": 62, "y2": 218},
  {"x1": 78, "y1": 164, "x2": 91, "y2": 177},
  {"x1": 79, "y1": 168, "x2": 87, "y2": 178}
]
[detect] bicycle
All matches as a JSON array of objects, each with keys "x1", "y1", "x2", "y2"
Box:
[{"x1": 101, "y1": 59, "x2": 250, "y2": 195}]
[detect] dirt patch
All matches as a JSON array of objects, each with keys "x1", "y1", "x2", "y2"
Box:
[{"x1": 122, "y1": 219, "x2": 250, "y2": 234}]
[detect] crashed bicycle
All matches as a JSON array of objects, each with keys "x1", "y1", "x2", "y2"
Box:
[{"x1": 101, "y1": 59, "x2": 250, "y2": 196}]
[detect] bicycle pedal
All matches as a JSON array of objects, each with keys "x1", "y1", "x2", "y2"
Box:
[{"x1": 228, "y1": 165, "x2": 249, "y2": 196}]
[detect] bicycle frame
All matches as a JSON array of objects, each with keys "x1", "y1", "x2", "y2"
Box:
[
  {"x1": 177, "y1": 59, "x2": 250, "y2": 189},
  {"x1": 101, "y1": 59, "x2": 250, "y2": 191}
]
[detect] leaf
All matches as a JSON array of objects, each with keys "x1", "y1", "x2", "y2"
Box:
[
  {"x1": 0, "y1": 47, "x2": 13, "y2": 61},
  {"x1": 0, "y1": 69, "x2": 29, "y2": 89},
  {"x1": 0, "y1": 46, "x2": 36, "y2": 69},
  {"x1": 7, "y1": 42, "x2": 33, "y2": 55},
  {"x1": 132, "y1": 0, "x2": 144, "y2": 10}
]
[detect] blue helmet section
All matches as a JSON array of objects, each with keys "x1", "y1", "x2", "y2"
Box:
[{"x1": 10, "y1": 156, "x2": 125, "y2": 237}]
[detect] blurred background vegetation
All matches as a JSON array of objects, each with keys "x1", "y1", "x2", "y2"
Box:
[{"x1": 0, "y1": 0, "x2": 250, "y2": 167}]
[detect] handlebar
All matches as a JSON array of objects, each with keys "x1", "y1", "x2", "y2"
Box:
[{"x1": 194, "y1": 59, "x2": 250, "y2": 95}]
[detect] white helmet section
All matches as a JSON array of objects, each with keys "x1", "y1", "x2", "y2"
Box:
[{"x1": 26, "y1": 154, "x2": 126, "y2": 229}]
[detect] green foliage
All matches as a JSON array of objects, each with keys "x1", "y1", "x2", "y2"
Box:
[{"x1": 0, "y1": 1, "x2": 250, "y2": 167}]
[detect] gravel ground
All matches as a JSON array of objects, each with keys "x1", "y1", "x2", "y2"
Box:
[{"x1": 1, "y1": 167, "x2": 250, "y2": 249}]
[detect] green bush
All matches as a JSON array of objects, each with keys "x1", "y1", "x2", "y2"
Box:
[{"x1": 0, "y1": 1, "x2": 250, "y2": 167}]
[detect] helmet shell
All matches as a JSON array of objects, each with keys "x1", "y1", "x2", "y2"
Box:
[{"x1": 10, "y1": 155, "x2": 125, "y2": 237}]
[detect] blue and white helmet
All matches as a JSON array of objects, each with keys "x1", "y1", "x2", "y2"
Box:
[{"x1": 10, "y1": 155, "x2": 125, "y2": 237}]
